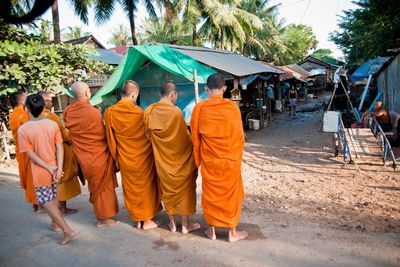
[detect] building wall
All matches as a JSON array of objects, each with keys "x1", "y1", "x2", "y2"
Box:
[{"x1": 377, "y1": 53, "x2": 400, "y2": 113}]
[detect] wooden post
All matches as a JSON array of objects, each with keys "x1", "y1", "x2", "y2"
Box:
[{"x1": 194, "y1": 69, "x2": 200, "y2": 104}]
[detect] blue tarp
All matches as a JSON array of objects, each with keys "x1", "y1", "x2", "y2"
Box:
[{"x1": 351, "y1": 57, "x2": 391, "y2": 82}]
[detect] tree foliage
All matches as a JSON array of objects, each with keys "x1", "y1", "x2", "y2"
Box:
[
  {"x1": 108, "y1": 24, "x2": 132, "y2": 46},
  {"x1": 62, "y1": 26, "x2": 91, "y2": 41},
  {"x1": 330, "y1": 0, "x2": 400, "y2": 68},
  {"x1": 311, "y1": 48, "x2": 333, "y2": 59},
  {"x1": 281, "y1": 24, "x2": 318, "y2": 64},
  {"x1": 142, "y1": 18, "x2": 192, "y2": 45},
  {"x1": 0, "y1": 24, "x2": 112, "y2": 95}
]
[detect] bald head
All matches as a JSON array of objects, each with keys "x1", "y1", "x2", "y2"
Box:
[
  {"x1": 38, "y1": 91, "x2": 53, "y2": 110},
  {"x1": 160, "y1": 82, "x2": 177, "y2": 97},
  {"x1": 10, "y1": 91, "x2": 27, "y2": 108},
  {"x1": 121, "y1": 80, "x2": 139, "y2": 97},
  {"x1": 71, "y1": 81, "x2": 91, "y2": 102},
  {"x1": 160, "y1": 81, "x2": 178, "y2": 104},
  {"x1": 374, "y1": 100, "x2": 383, "y2": 111}
]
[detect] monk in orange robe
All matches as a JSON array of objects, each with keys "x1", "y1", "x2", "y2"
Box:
[
  {"x1": 190, "y1": 74, "x2": 247, "y2": 242},
  {"x1": 64, "y1": 82, "x2": 119, "y2": 227},
  {"x1": 9, "y1": 91, "x2": 41, "y2": 211},
  {"x1": 104, "y1": 81, "x2": 161, "y2": 229},
  {"x1": 39, "y1": 91, "x2": 81, "y2": 215},
  {"x1": 144, "y1": 82, "x2": 200, "y2": 234}
]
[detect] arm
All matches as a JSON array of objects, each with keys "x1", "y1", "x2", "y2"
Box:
[
  {"x1": 26, "y1": 150, "x2": 57, "y2": 177},
  {"x1": 55, "y1": 142, "x2": 64, "y2": 182}
]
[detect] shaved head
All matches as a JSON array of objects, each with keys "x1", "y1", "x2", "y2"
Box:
[
  {"x1": 121, "y1": 80, "x2": 139, "y2": 97},
  {"x1": 10, "y1": 90, "x2": 27, "y2": 108},
  {"x1": 160, "y1": 82, "x2": 177, "y2": 97},
  {"x1": 38, "y1": 91, "x2": 53, "y2": 109},
  {"x1": 38, "y1": 91, "x2": 51, "y2": 98},
  {"x1": 160, "y1": 81, "x2": 178, "y2": 104},
  {"x1": 71, "y1": 81, "x2": 91, "y2": 102}
]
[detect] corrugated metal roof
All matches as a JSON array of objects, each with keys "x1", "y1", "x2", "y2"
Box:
[
  {"x1": 64, "y1": 35, "x2": 106, "y2": 49},
  {"x1": 169, "y1": 45, "x2": 284, "y2": 77},
  {"x1": 110, "y1": 45, "x2": 130, "y2": 55},
  {"x1": 261, "y1": 63, "x2": 309, "y2": 82},
  {"x1": 90, "y1": 49, "x2": 123, "y2": 65}
]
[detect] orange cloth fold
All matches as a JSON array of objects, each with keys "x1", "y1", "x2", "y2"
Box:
[
  {"x1": 64, "y1": 102, "x2": 118, "y2": 220},
  {"x1": 9, "y1": 107, "x2": 36, "y2": 204},
  {"x1": 41, "y1": 109, "x2": 81, "y2": 201},
  {"x1": 190, "y1": 95, "x2": 245, "y2": 228},
  {"x1": 144, "y1": 99, "x2": 197, "y2": 216},
  {"x1": 104, "y1": 100, "x2": 161, "y2": 221}
]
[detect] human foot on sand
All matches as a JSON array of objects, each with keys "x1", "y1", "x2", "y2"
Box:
[
  {"x1": 58, "y1": 230, "x2": 77, "y2": 245},
  {"x1": 96, "y1": 219, "x2": 119, "y2": 228},
  {"x1": 182, "y1": 223, "x2": 200, "y2": 234},
  {"x1": 228, "y1": 229, "x2": 248, "y2": 243},
  {"x1": 204, "y1": 228, "x2": 216, "y2": 240},
  {"x1": 168, "y1": 222, "x2": 177, "y2": 232},
  {"x1": 142, "y1": 220, "x2": 161, "y2": 230}
]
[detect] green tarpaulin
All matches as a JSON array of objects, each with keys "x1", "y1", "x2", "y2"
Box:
[
  {"x1": 90, "y1": 45, "x2": 216, "y2": 106},
  {"x1": 60, "y1": 87, "x2": 75, "y2": 98}
]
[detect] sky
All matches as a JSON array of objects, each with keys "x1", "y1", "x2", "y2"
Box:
[{"x1": 41, "y1": 0, "x2": 359, "y2": 59}]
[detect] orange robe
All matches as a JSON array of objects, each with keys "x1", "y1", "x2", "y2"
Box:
[
  {"x1": 64, "y1": 101, "x2": 118, "y2": 220},
  {"x1": 41, "y1": 109, "x2": 81, "y2": 201},
  {"x1": 190, "y1": 95, "x2": 245, "y2": 228},
  {"x1": 144, "y1": 99, "x2": 197, "y2": 215},
  {"x1": 9, "y1": 107, "x2": 36, "y2": 204},
  {"x1": 104, "y1": 100, "x2": 161, "y2": 221}
]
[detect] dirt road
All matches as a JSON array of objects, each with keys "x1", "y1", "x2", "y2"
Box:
[{"x1": 1, "y1": 101, "x2": 399, "y2": 267}]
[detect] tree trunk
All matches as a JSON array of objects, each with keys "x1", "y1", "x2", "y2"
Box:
[
  {"x1": 127, "y1": 0, "x2": 139, "y2": 45},
  {"x1": 220, "y1": 28, "x2": 225, "y2": 50},
  {"x1": 192, "y1": 26, "x2": 197, "y2": 46},
  {"x1": 52, "y1": 0, "x2": 61, "y2": 43}
]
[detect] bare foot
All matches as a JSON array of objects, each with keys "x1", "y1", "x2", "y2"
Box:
[
  {"x1": 182, "y1": 223, "x2": 200, "y2": 234},
  {"x1": 204, "y1": 228, "x2": 216, "y2": 240},
  {"x1": 96, "y1": 219, "x2": 120, "y2": 228},
  {"x1": 50, "y1": 222, "x2": 62, "y2": 232},
  {"x1": 135, "y1": 221, "x2": 141, "y2": 229},
  {"x1": 58, "y1": 230, "x2": 77, "y2": 246},
  {"x1": 228, "y1": 230, "x2": 248, "y2": 243},
  {"x1": 168, "y1": 221, "x2": 177, "y2": 232},
  {"x1": 142, "y1": 220, "x2": 161, "y2": 230},
  {"x1": 60, "y1": 208, "x2": 78, "y2": 216},
  {"x1": 32, "y1": 204, "x2": 38, "y2": 212}
]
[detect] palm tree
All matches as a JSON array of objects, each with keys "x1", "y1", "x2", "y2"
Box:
[
  {"x1": 93, "y1": 0, "x2": 158, "y2": 45},
  {"x1": 195, "y1": 0, "x2": 262, "y2": 50},
  {"x1": 241, "y1": 0, "x2": 288, "y2": 63},
  {"x1": 108, "y1": 24, "x2": 132, "y2": 46},
  {"x1": 28, "y1": 18, "x2": 53, "y2": 42},
  {"x1": 142, "y1": 17, "x2": 192, "y2": 45},
  {"x1": 62, "y1": 26, "x2": 91, "y2": 40}
]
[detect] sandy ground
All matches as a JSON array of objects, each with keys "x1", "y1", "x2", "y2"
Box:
[{"x1": 1, "y1": 97, "x2": 400, "y2": 267}]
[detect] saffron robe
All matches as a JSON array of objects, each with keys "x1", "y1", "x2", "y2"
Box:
[
  {"x1": 144, "y1": 99, "x2": 197, "y2": 215},
  {"x1": 104, "y1": 100, "x2": 161, "y2": 221},
  {"x1": 9, "y1": 107, "x2": 36, "y2": 204},
  {"x1": 64, "y1": 101, "x2": 118, "y2": 219},
  {"x1": 190, "y1": 95, "x2": 245, "y2": 227},
  {"x1": 41, "y1": 108, "x2": 81, "y2": 201}
]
